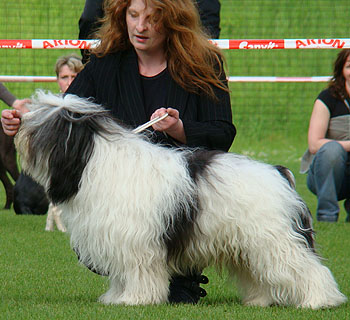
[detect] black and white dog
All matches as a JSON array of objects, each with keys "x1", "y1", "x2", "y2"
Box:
[{"x1": 15, "y1": 91, "x2": 346, "y2": 308}]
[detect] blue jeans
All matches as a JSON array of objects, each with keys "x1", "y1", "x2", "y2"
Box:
[{"x1": 307, "y1": 141, "x2": 350, "y2": 222}]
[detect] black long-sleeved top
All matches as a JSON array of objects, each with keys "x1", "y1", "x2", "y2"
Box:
[{"x1": 66, "y1": 48, "x2": 235, "y2": 151}]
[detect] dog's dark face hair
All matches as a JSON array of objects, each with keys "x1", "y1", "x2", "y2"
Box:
[
  {"x1": 17, "y1": 93, "x2": 116, "y2": 205},
  {"x1": 44, "y1": 111, "x2": 97, "y2": 204}
]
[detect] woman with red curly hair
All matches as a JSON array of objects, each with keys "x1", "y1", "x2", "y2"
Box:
[
  {"x1": 68, "y1": 0, "x2": 235, "y2": 151},
  {"x1": 1, "y1": 0, "x2": 236, "y2": 304}
]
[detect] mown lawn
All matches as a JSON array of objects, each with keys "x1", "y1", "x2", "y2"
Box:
[{"x1": 1, "y1": 0, "x2": 350, "y2": 319}]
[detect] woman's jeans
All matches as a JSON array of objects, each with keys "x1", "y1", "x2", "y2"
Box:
[{"x1": 307, "y1": 141, "x2": 350, "y2": 222}]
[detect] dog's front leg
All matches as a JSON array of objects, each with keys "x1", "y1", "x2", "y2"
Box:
[
  {"x1": 45, "y1": 205, "x2": 55, "y2": 231},
  {"x1": 98, "y1": 277, "x2": 124, "y2": 304},
  {"x1": 99, "y1": 261, "x2": 169, "y2": 305}
]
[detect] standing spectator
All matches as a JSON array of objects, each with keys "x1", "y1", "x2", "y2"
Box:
[
  {"x1": 2, "y1": 0, "x2": 235, "y2": 304},
  {"x1": 300, "y1": 49, "x2": 350, "y2": 222},
  {"x1": 78, "y1": 0, "x2": 221, "y2": 63},
  {"x1": 78, "y1": 0, "x2": 105, "y2": 63},
  {"x1": 196, "y1": 0, "x2": 221, "y2": 39}
]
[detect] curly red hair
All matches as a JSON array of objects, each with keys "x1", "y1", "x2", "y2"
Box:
[{"x1": 91, "y1": 0, "x2": 228, "y2": 99}]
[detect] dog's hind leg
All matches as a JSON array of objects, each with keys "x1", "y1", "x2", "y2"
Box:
[
  {"x1": 229, "y1": 265, "x2": 274, "y2": 307},
  {"x1": 231, "y1": 239, "x2": 346, "y2": 308}
]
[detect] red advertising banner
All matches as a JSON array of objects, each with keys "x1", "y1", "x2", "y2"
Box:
[
  {"x1": 229, "y1": 39, "x2": 285, "y2": 49},
  {"x1": 0, "y1": 38, "x2": 349, "y2": 50}
]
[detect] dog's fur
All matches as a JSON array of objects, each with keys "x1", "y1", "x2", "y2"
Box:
[{"x1": 15, "y1": 91, "x2": 346, "y2": 308}]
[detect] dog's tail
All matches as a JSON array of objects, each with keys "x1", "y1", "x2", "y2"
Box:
[{"x1": 275, "y1": 165, "x2": 315, "y2": 251}]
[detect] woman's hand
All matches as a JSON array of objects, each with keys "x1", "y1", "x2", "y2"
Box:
[
  {"x1": 1, "y1": 109, "x2": 22, "y2": 136},
  {"x1": 12, "y1": 98, "x2": 30, "y2": 114},
  {"x1": 151, "y1": 107, "x2": 186, "y2": 144}
]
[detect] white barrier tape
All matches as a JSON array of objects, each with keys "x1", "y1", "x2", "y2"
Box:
[
  {"x1": 0, "y1": 76, "x2": 56, "y2": 82},
  {"x1": 0, "y1": 75, "x2": 332, "y2": 83},
  {"x1": 228, "y1": 76, "x2": 331, "y2": 82}
]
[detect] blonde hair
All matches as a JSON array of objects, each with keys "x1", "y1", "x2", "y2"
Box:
[
  {"x1": 55, "y1": 54, "x2": 84, "y2": 77},
  {"x1": 92, "y1": 0, "x2": 228, "y2": 99}
]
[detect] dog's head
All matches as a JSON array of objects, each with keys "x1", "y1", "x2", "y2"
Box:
[{"x1": 15, "y1": 90, "x2": 115, "y2": 204}]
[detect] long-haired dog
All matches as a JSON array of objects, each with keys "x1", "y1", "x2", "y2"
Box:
[{"x1": 15, "y1": 91, "x2": 346, "y2": 308}]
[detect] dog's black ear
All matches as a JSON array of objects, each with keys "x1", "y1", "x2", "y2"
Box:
[
  {"x1": 274, "y1": 165, "x2": 296, "y2": 189},
  {"x1": 47, "y1": 110, "x2": 96, "y2": 204}
]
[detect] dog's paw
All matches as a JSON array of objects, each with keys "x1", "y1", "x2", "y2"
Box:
[
  {"x1": 56, "y1": 224, "x2": 67, "y2": 232},
  {"x1": 99, "y1": 293, "x2": 145, "y2": 305},
  {"x1": 243, "y1": 296, "x2": 274, "y2": 307},
  {"x1": 99, "y1": 291, "x2": 123, "y2": 305},
  {"x1": 99, "y1": 290, "x2": 166, "y2": 305}
]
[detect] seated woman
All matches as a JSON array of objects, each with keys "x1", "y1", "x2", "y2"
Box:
[{"x1": 301, "y1": 49, "x2": 350, "y2": 222}]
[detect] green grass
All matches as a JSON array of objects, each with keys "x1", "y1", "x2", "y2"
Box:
[
  {"x1": 1, "y1": 207, "x2": 350, "y2": 319},
  {"x1": 1, "y1": 0, "x2": 350, "y2": 318}
]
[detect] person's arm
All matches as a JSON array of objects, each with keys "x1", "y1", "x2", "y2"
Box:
[
  {"x1": 12, "y1": 99, "x2": 31, "y2": 113},
  {"x1": 0, "y1": 83, "x2": 30, "y2": 110},
  {"x1": 151, "y1": 104, "x2": 235, "y2": 151},
  {"x1": 0, "y1": 83, "x2": 30, "y2": 136},
  {"x1": 308, "y1": 99, "x2": 350, "y2": 154},
  {"x1": 0, "y1": 83, "x2": 16, "y2": 107},
  {"x1": 182, "y1": 118, "x2": 235, "y2": 152},
  {"x1": 184, "y1": 77, "x2": 236, "y2": 151},
  {"x1": 152, "y1": 65, "x2": 235, "y2": 152}
]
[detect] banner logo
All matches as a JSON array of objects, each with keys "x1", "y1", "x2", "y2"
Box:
[{"x1": 295, "y1": 39, "x2": 345, "y2": 49}]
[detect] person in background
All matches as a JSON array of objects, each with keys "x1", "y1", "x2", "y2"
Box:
[
  {"x1": 78, "y1": 0, "x2": 221, "y2": 63},
  {"x1": 196, "y1": 0, "x2": 221, "y2": 39},
  {"x1": 55, "y1": 54, "x2": 84, "y2": 93},
  {"x1": 1, "y1": 0, "x2": 236, "y2": 304},
  {"x1": 0, "y1": 83, "x2": 30, "y2": 109},
  {"x1": 78, "y1": 0, "x2": 105, "y2": 64},
  {"x1": 300, "y1": 49, "x2": 350, "y2": 222}
]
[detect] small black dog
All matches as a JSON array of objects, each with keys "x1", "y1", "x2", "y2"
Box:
[{"x1": 14, "y1": 173, "x2": 49, "y2": 215}]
